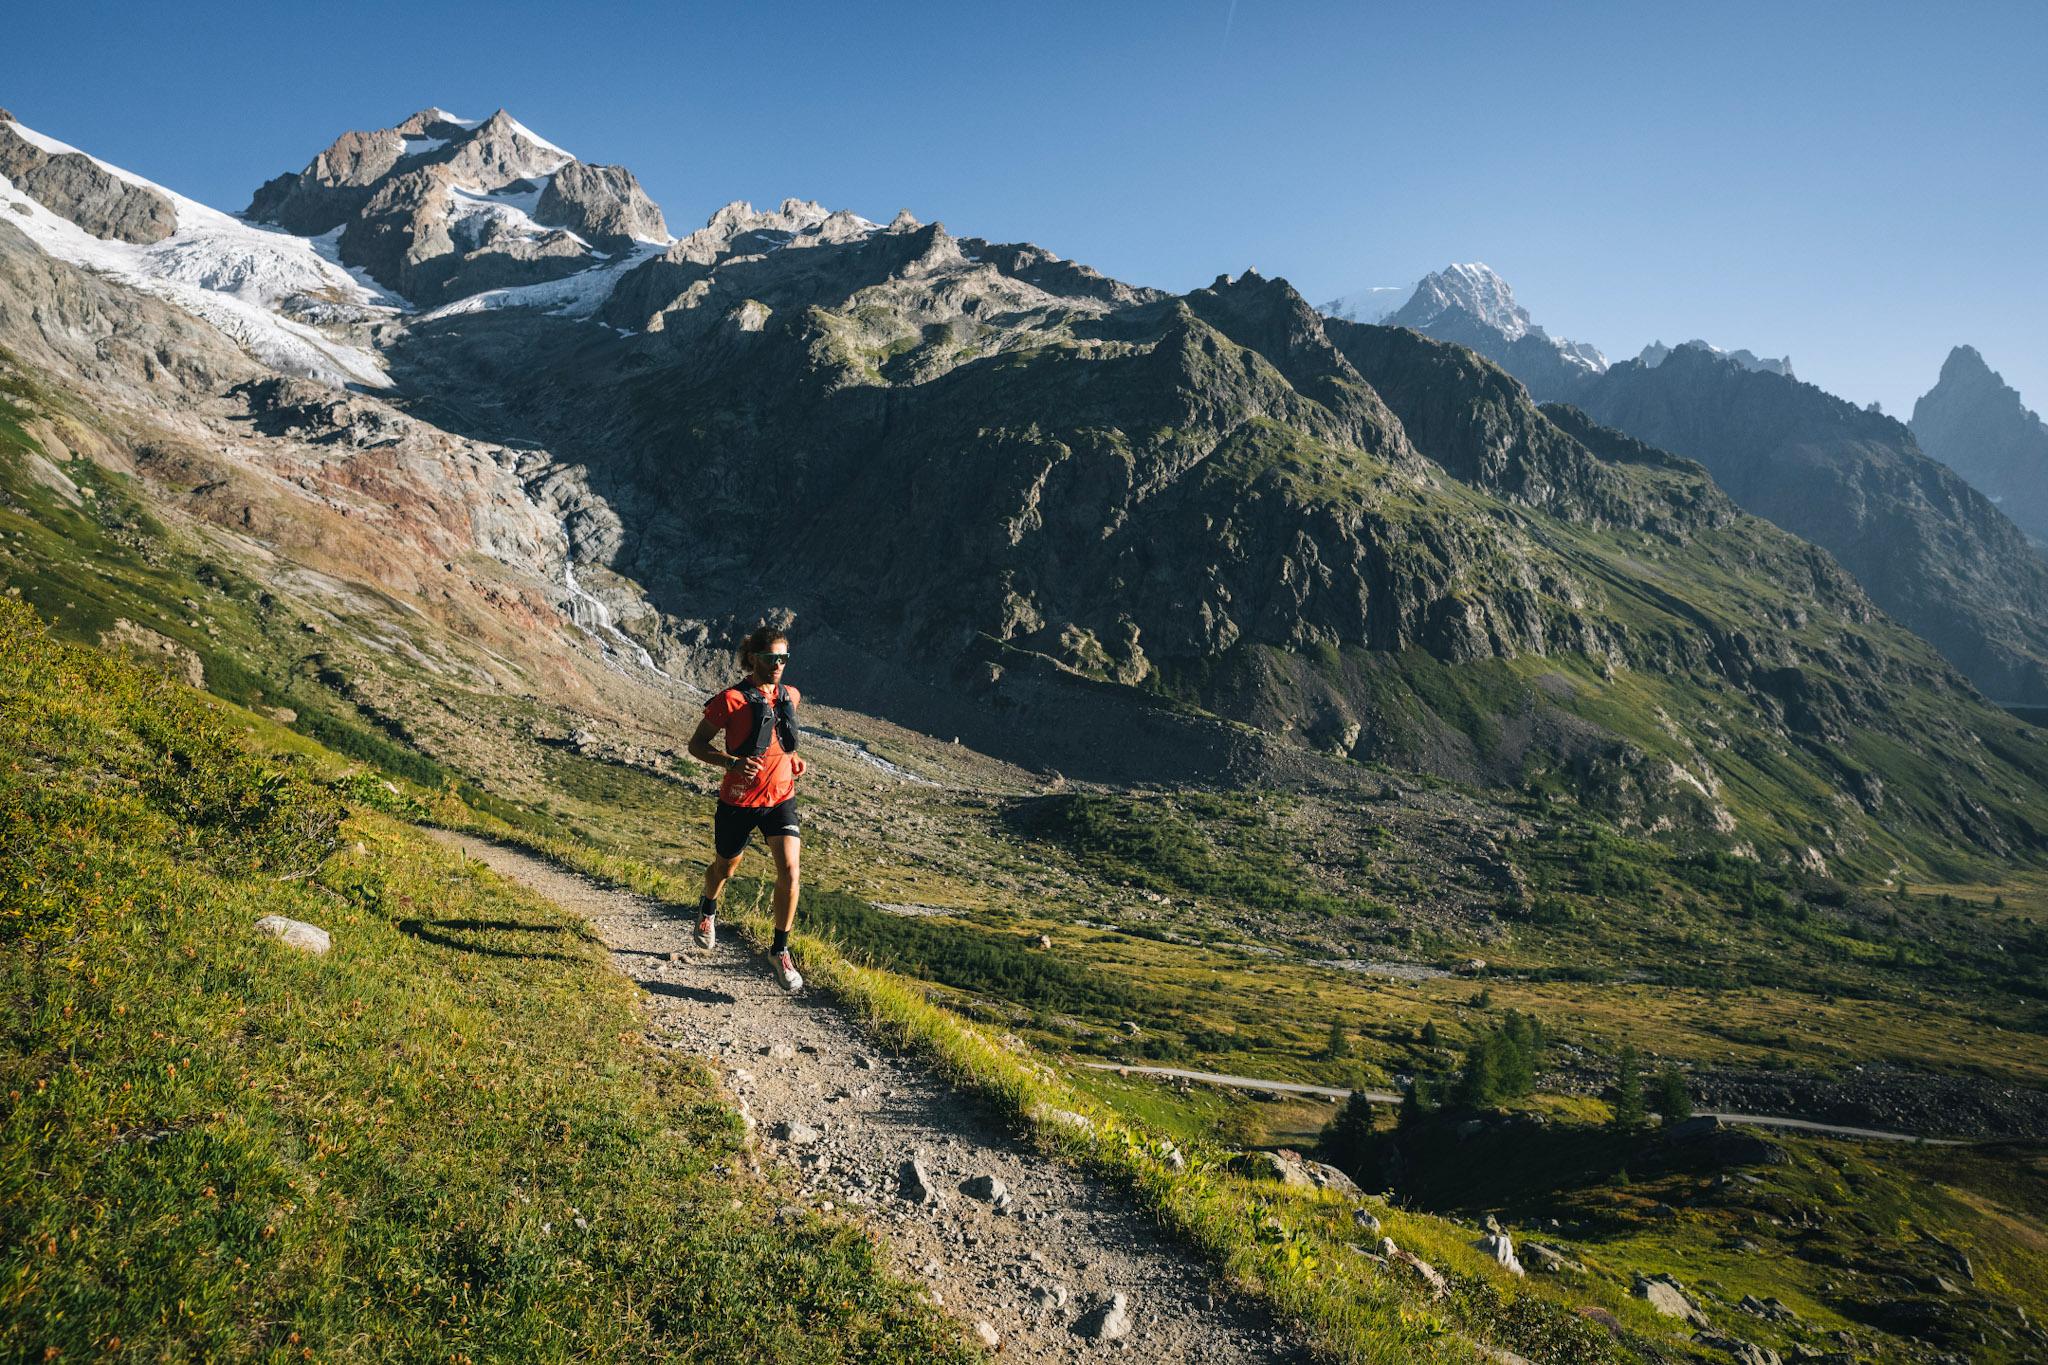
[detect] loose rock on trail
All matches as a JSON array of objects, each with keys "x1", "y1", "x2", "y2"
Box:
[{"x1": 432, "y1": 831, "x2": 1302, "y2": 1362}]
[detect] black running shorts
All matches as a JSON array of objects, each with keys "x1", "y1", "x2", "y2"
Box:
[{"x1": 713, "y1": 798, "x2": 800, "y2": 859}]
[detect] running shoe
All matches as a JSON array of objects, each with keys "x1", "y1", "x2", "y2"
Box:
[
  {"x1": 694, "y1": 915, "x2": 716, "y2": 949},
  {"x1": 770, "y1": 948, "x2": 804, "y2": 993}
]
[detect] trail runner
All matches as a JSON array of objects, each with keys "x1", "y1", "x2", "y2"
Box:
[{"x1": 687, "y1": 626, "x2": 807, "y2": 991}]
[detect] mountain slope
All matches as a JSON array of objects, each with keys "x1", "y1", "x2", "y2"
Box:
[
  {"x1": 1574, "y1": 344, "x2": 2048, "y2": 706},
  {"x1": 386, "y1": 204, "x2": 2048, "y2": 869},
  {"x1": 1911, "y1": 344, "x2": 2048, "y2": 548}
]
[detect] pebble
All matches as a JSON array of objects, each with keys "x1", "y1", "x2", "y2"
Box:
[
  {"x1": 765, "y1": 1042, "x2": 798, "y2": 1060},
  {"x1": 962, "y1": 1174, "x2": 1008, "y2": 1203},
  {"x1": 974, "y1": 1321, "x2": 1000, "y2": 1349},
  {"x1": 776, "y1": 1120, "x2": 824, "y2": 1145}
]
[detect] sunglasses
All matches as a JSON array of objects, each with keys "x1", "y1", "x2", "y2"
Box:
[{"x1": 757, "y1": 652, "x2": 791, "y2": 665}]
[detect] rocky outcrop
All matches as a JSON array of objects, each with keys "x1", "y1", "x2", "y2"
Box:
[
  {"x1": 1911, "y1": 344, "x2": 2048, "y2": 547},
  {"x1": 245, "y1": 126, "x2": 403, "y2": 234},
  {"x1": 0, "y1": 123, "x2": 176, "y2": 244},
  {"x1": 534, "y1": 161, "x2": 667, "y2": 250}
]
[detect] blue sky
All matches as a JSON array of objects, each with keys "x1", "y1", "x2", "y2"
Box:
[{"x1": 4, "y1": 0, "x2": 2043, "y2": 415}]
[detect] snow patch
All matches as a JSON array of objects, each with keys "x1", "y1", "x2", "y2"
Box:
[
  {"x1": 0, "y1": 117, "x2": 397, "y2": 388},
  {"x1": 419, "y1": 240, "x2": 666, "y2": 321}
]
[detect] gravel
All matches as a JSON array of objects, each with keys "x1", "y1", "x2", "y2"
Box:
[{"x1": 435, "y1": 831, "x2": 1300, "y2": 1362}]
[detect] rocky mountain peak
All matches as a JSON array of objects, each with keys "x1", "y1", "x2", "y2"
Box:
[
  {"x1": 245, "y1": 105, "x2": 662, "y2": 306},
  {"x1": 1373, "y1": 263, "x2": 1608, "y2": 402},
  {"x1": 1911, "y1": 345, "x2": 2048, "y2": 548},
  {"x1": 394, "y1": 107, "x2": 474, "y2": 140},
  {"x1": 1389, "y1": 261, "x2": 1532, "y2": 340}
]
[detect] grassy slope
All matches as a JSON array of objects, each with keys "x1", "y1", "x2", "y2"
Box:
[{"x1": 0, "y1": 599, "x2": 968, "y2": 1362}]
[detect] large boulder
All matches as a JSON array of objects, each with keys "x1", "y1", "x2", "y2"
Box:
[{"x1": 1633, "y1": 1272, "x2": 1706, "y2": 1325}]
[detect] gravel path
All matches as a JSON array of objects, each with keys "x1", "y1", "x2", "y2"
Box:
[{"x1": 432, "y1": 831, "x2": 1302, "y2": 1363}]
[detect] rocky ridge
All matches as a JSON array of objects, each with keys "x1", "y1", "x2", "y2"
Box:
[
  {"x1": 0, "y1": 118, "x2": 177, "y2": 245},
  {"x1": 1574, "y1": 344, "x2": 2048, "y2": 706}
]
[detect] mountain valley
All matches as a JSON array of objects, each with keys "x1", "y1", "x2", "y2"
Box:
[{"x1": 4, "y1": 102, "x2": 2047, "y2": 1364}]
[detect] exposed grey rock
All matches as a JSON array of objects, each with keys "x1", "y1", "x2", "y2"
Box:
[
  {"x1": 1522, "y1": 1242, "x2": 1585, "y2": 1275},
  {"x1": 764, "y1": 1042, "x2": 797, "y2": 1060},
  {"x1": 960, "y1": 1173, "x2": 1007, "y2": 1202},
  {"x1": 774, "y1": 1120, "x2": 822, "y2": 1145},
  {"x1": 1388, "y1": 1244, "x2": 1449, "y2": 1299},
  {"x1": 1634, "y1": 1272, "x2": 1706, "y2": 1324},
  {"x1": 1352, "y1": 1208, "x2": 1381, "y2": 1234},
  {"x1": 1693, "y1": 1332, "x2": 1781, "y2": 1365},
  {"x1": 1226, "y1": 1150, "x2": 1313, "y2": 1188},
  {"x1": 972, "y1": 1321, "x2": 999, "y2": 1349},
  {"x1": 0, "y1": 123, "x2": 176, "y2": 244},
  {"x1": 1075, "y1": 1291, "x2": 1132, "y2": 1341},
  {"x1": 255, "y1": 915, "x2": 331, "y2": 955},
  {"x1": 899, "y1": 1154, "x2": 936, "y2": 1204},
  {"x1": 535, "y1": 161, "x2": 668, "y2": 251},
  {"x1": 245, "y1": 124, "x2": 403, "y2": 233}
]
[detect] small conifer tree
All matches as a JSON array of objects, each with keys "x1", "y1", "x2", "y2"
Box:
[
  {"x1": 1653, "y1": 1065, "x2": 1692, "y2": 1121},
  {"x1": 1610, "y1": 1044, "x2": 1646, "y2": 1129}
]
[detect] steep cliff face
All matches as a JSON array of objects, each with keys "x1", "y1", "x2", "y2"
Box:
[
  {"x1": 1912, "y1": 345, "x2": 2048, "y2": 549},
  {"x1": 1575, "y1": 345, "x2": 2048, "y2": 706}
]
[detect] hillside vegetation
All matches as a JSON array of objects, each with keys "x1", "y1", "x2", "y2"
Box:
[{"x1": 0, "y1": 598, "x2": 966, "y2": 1361}]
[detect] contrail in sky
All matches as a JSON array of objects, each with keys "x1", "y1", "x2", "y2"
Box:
[{"x1": 1221, "y1": 0, "x2": 1238, "y2": 57}]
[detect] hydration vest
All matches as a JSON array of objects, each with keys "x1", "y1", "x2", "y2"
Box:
[{"x1": 730, "y1": 681, "x2": 799, "y2": 758}]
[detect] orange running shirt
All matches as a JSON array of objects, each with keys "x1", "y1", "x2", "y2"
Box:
[{"x1": 703, "y1": 682, "x2": 801, "y2": 807}]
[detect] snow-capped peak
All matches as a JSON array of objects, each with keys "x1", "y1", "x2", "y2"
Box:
[{"x1": 1394, "y1": 262, "x2": 1532, "y2": 341}]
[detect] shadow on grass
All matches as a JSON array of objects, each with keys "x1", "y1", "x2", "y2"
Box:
[{"x1": 396, "y1": 918, "x2": 582, "y2": 962}]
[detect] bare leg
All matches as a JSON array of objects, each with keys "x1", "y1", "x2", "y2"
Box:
[
  {"x1": 703, "y1": 851, "x2": 743, "y2": 905},
  {"x1": 767, "y1": 835, "x2": 801, "y2": 934}
]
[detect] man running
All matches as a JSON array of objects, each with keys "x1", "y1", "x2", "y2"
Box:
[{"x1": 687, "y1": 626, "x2": 808, "y2": 991}]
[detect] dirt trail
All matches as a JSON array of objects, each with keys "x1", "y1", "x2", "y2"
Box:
[{"x1": 431, "y1": 831, "x2": 1302, "y2": 1363}]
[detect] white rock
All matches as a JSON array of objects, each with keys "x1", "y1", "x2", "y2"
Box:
[
  {"x1": 973, "y1": 1321, "x2": 1000, "y2": 1349},
  {"x1": 1474, "y1": 1231, "x2": 1525, "y2": 1276},
  {"x1": 254, "y1": 915, "x2": 330, "y2": 955},
  {"x1": 1076, "y1": 1291, "x2": 1132, "y2": 1341}
]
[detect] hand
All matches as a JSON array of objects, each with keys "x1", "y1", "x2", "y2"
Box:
[
  {"x1": 791, "y1": 755, "x2": 808, "y2": 779},
  {"x1": 731, "y1": 755, "x2": 763, "y2": 781}
]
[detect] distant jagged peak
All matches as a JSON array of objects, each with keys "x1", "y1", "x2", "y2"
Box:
[
  {"x1": 1390, "y1": 261, "x2": 1534, "y2": 341},
  {"x1": 888, "y1": 208, "x2": 921, "y2": 232},
  {"x1": 1318, "y1": 283, "x2": 1410, "y2": 325},
  {"x1": 1932, "y1": 343, "x2": 2026, "y2": 402},
  {"x1": 1639, "y1": 338, "x2": 1793, "y2": 379},
  {"x1": 667, "y1": 197, "x2": 883, "y2": 263}
]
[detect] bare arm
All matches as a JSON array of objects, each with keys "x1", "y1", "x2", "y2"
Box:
[{"x1": 688, "y1": 717, "x2": 761, "y2": 782}]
